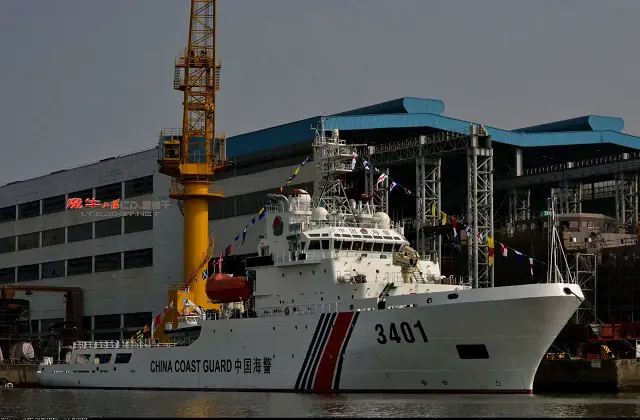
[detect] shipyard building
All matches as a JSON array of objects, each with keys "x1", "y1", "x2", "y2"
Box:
[{"x1": 2, "y1": 97, "x2": 640, "y2": 341}]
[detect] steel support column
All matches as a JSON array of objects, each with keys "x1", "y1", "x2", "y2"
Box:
[
  {"x1": 551, "y1": 181, "x2": 582, "y2": 214},
  {"x1": 467, "y1": 125, "x2": 494, "y2": 288},
  {"x1": 508, "y1": 188, "x2": 531, "y2": 226},
  {"x1": 415, "y1": 152, "x2": 441, "y2": 264},
  {"x1": 571, "y1": 253, "x2": 597, "y2": 324},
  {"x1": 615, "y1": 172, "x2": 639, "y2": 231}
]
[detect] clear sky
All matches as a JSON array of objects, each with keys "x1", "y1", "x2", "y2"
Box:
[{"x1": 0, "y1": 0, "x2": 638, "y2": 185}]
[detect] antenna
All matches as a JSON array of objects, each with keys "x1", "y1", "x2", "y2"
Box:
[{"x1": 547, "y1": 196, "x2": 575, "y2": 284}]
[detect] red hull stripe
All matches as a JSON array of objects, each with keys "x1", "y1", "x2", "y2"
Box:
[
  {"x1": 295, "y1": 313, "x2": 327, "y2": 390},
  {"x1": 312, "y1": 312, "x2": 355, "y2": 393}
]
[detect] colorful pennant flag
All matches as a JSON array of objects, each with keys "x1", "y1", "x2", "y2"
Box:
[{"x1": 487, "y1": 237, "x2": 495, "y2": 267}]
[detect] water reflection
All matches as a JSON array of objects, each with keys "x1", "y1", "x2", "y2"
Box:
[{"x1": 3, "y1": 390, "x2": 640, "y2": 418}]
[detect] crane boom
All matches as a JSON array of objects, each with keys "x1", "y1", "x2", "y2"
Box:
[{"x1": 156, "y1": 1, "x2": 228, "y2": 335}]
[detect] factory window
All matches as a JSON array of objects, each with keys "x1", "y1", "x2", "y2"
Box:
[
  {"x1": 209, "y1": 196, "x2": 236, "y2": 220},
  {"x1": 0, "y1": 267, "x2": 15, "y2": 284},
  {"x1": 0, "y1": 205, "x2": 15, "y2": 223},
  {"x1": 124, "y1": 215, "x2": 153, "y2": 234},
  {"x1": 17, "y1": 264, "x2": 39, "y2": 282},
  {"x1": 41, "y1": 260, "x2": 65, "y2": 279},
  {"x1": 17, "y1": 232, "x2": 40, "y2": 251},
  {"x1": 67, "y1": 256, "x2": 93, "y2": 276},
  {"x1": 94, "y1": 314, "x2": 121, "y2": 330},
  {"x1": 456, "y1": 344, "x2": 490, "y2": 360},
  {"x1": 95, "y1": 252, "x2": 122, "y2": 272},
  {"x1": 30, "y1": 320, "x2": 39, "y2": 333},
  {"x1": 42, "y1": 227, "x2": 65, "y2": 247},
  {"x1": 0, "y1": 236, "x2": 15, "y2": 254},
  {"x1": 124, "y1": 248, "x2": 153, "y2": 269},
  {"x1": 69, "y1": 188, "x2": 93, "y2": 202},
  {"x1": 42, "y1": 195, "x2": 66, "y2": 215},
  {"x1": 18, "y1": 200, "x2": 40, "y2": 219},
  {"x1": 95, "y1": 217, "x2": 122, "y2": 238},
  {"x1": 115, "y1": 353, "x2": 132, "y2": 364},
  {"x1": 68, "y1": 222, "x2": 93, "y2": 242},
  {"x1": 124, "y1": 312, "x2": 152, "y2": 329},
  {"x1": 124, "y1": 175, "x2": 154, "y2": 198},
  {"x1": 95, "y1": 182, "x2": 122, "y2": 203}
]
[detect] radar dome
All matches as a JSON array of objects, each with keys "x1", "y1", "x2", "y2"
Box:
[
  {"x1": 373, "y1": 212, "x2": 391, "y2": 229},
  {"x1": 332, "y1": 129, "x2": 339, "y2": 139},
  {"x1": 312, "y1": 207, "x2": 328, "y2": 221}
]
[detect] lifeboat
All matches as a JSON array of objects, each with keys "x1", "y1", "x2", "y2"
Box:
[{"x1": 205, "y1": 274, "x2": 250, "y2": 303}]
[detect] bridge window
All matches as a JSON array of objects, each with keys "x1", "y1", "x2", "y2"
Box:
[
  {"x1": 308, "y1": 240, "x2": 320, "y2": 250},
  {"x1": 321, "y1": 240, "x2": 329, "y2": 250},
  {"x1": 115, "y1": 353, "x2": 132, "y2": 364},
  {"x1": 372, "y1": 243, "x2": 383, "y2": 252},
  {"x1": 342, "y1": 241, "x2": 352, "y2": 251},
  {"x1": 352, "y1": 241, "x2": 363, "y2": 251},
  {"x1": 334, "y1": 241, "x2": 342, "y2": 250},
  {"x1": 95, "y1": 354, "x2": 112, "y2": 364},
  {"x1": 363, "y1": 242, "x2": 374, "y2": 252},
  {"x1": 76, "y1": 354, "x2": 91, "y2": 364}
]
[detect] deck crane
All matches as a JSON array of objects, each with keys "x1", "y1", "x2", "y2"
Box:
[{"x1": 157, "y1": 0, "x2": 228, "y2": 334}]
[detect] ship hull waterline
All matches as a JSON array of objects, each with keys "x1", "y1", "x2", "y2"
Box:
[{"x1": 37, "y1": 283, "x2": 582, "y2": 394}]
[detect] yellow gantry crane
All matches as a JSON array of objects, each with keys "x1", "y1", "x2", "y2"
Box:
[{"x1": 157, "y1": 0, "x2": 228, "y2": 335}]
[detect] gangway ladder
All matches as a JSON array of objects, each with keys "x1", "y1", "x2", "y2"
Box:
[
  {"x1": 413, "y1": 267, "x2": 426, "y2": 283},
  {"x1": 378, "y1": 282, "x2": 397, "y2": 309}
]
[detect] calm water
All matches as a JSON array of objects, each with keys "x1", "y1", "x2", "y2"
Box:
[{"x1": 2, "y1": 389, "x2": 640, "y2": 418}]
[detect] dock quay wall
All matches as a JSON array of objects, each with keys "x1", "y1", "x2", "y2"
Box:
[
  {"x1": 534, "y1": 358, "x2": 640, "y2": 393},
  {"x1": 0, "y1": 363, "x2": 40, "y2": 387}
]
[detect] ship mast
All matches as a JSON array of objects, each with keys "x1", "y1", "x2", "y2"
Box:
[{"x1": 312, "y1": 119, "x2": 366, "y2": 226}]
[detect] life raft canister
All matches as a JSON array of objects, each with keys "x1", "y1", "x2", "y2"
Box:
[{"x1": 284, "y1": 307, "x2": 290, "y2": 315}]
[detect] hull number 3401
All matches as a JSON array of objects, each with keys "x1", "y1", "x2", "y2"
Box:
[{"x1": 375, "y1": 321, "x2": 428, "y2": 344}]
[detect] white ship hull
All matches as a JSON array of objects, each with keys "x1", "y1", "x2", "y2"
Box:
[{"x1": 38, "y1": 282, "x2": 582, "y2": 393}]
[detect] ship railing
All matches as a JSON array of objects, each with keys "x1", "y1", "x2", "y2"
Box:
[
  {"x1": 72, "y1": 339, "x2": 177, "y2": 351},
  {"x1": 305, "y1": 219, "x2": 405, "y2": 231},
  {"x1": 259, "y1": 302, "x2": 340, "y2": 317}
]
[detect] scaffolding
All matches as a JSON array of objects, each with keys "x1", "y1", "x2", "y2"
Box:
[
  {"x1": 365, "y1": 124, "x2": 494, "y2": 288},
  {"x1": 467, "y1": 125, "x2": 494, "y2": 288},
  {"x1": 615, "y1": 172, "x2": 639, "y2": 231},
  {"x1": 508, "y1": 188, "x2": 531, "y2": 228},
  {"x1": 551, "y1": 180, "x2": 582, "y2": 215},
  {"x1": 569, "y1": 253, "x2": 597, "y2": 324}
]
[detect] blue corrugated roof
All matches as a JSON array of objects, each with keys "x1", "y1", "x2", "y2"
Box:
[
  {"x1": 226, "y1": 97, "x2": 639, "y2": 156},
  {"x1": 324, "y1": 114, "x2": 640, "y2": 149},
  {"x1": 513, "y1": 115, "x2": 625, "y2": 134},
  {"x1": 335, "y1": 97, "x2": 445, "y2": 116}
]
